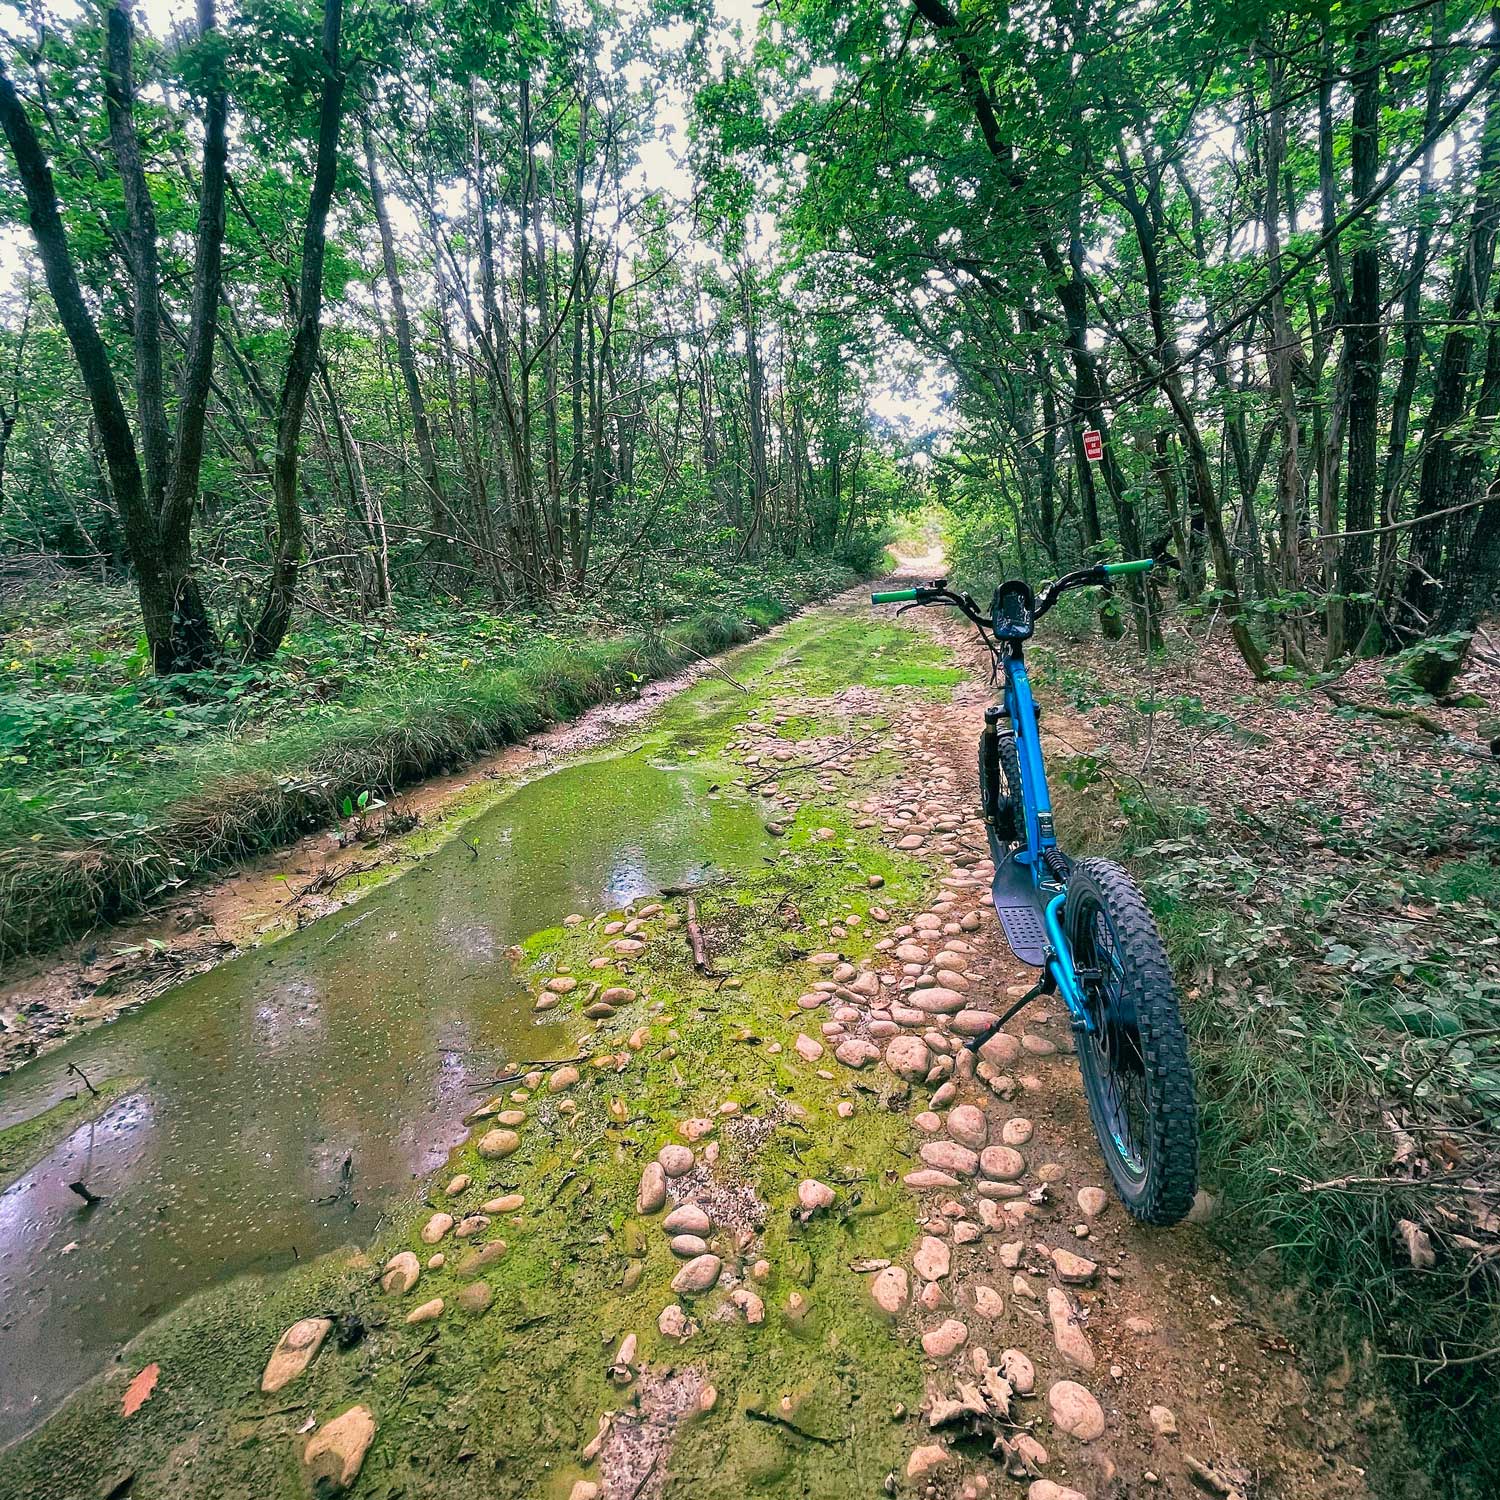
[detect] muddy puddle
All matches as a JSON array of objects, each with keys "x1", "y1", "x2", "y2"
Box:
[{"x1": 0, "y1": 736, "x2": 773, "y2": 1445}]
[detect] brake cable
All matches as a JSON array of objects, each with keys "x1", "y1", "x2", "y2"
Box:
[{"x1": 896, "y1": 590, "x2": 1003, "y2": 683}]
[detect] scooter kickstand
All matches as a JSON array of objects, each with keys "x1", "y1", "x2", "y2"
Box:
[{"x1": 964, "y1": 973, "x2": 1055, "y2": 1054}]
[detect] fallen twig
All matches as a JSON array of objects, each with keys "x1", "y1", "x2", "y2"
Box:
[
  {"x1": 469, "y1": 1054, "x2": 589, "y2": 1090},
  {"x1": 746, "y1": 729, "x2": 882, "y2": 789},
  {"x1": 394, "y1": 1343, "x2": 436, "y2": 1405},
  {"x1": 673, "y1": 639, "x2": 749, "y2": 693},
  {"x1": 1321, "y1": 687, "x2": 1495, "y2": 758},
  {"x1": 744, "y1": 1406, "x2": 840, "y2": 1445},
  {"x1": 685, "y1": 896, "x2": 712, "y2": 974},
  {"x1": 1381, "y1": 1342, "x2": 1500, "y2": 1374},
  {"x1": 1273, "y1": 1166, "x2": 1500, "y2": 1196},
  {"x1": 623, "y1": 1451, "x2": 661, "y2": 1500},
  {"x1": 297, "y1": 859, "x2": 383, "y2": 898},
  {"x1": 1184, "y1": 1455, "x2": 1241, "y2": 1498},
  {"x1": 67, "y1": 1062, "x2": 99, "y2": 1097}
]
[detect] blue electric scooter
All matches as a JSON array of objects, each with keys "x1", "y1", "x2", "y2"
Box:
[{"x1": 874, "y1": 563, "x2": 1198, "y2": 1225}]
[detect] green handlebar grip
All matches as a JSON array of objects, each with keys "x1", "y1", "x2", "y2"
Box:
[
  {"x1": 1102, "y1": 559, "x2": 1155, "y2": 575},
  {"x1": 871, "y1": 589, "x2": 918, "y2": 603}
]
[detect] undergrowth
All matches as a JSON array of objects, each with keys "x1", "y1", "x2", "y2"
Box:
[
  {"x1": 1038, "y1": 637, "x2": 1500, "y2": 1499},
  {"x1": 0, "y1": 557, "x2": 865, "y2": 963}
]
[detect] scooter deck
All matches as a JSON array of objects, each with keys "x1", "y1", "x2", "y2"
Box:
[{"x1": 991, "y1": 851, "x2": 1048, "y2": 967}]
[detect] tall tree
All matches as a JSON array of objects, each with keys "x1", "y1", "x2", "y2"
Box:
[
  {"x1": 247, "y1": 0, "x2": 349, "y2": 659},
  {"x1": 0, "y1": 0, "x2": 228, "y2": 670}
]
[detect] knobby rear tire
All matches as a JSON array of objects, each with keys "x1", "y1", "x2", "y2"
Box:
[{"x1": 1064, "y1": 857, "x2": 1199, "y2": 1226}]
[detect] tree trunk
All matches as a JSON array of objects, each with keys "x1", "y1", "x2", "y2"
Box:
[
  {"x1": 1374, "y1": 8, "x2": 1449, "y2": 645},
  {"x1": 103, "y1": 0, "x2": 169, "y2": 511},
  {"x1": 0, "y1": 41, "x2": 223, "y2": 670},
  {"x1": 1116, "y1": 138, "x2": 1259, "y2": 668},
  {"x1": 363, "y1": 110, "x2": 447, "y2": 547},
  {"x1": 247, "y1": 0, "x2": 346, "y2": 660},
  {"x1": 567, "y1": 91, "x2": 589, "y2": 580},
  {"x1": 319, "y1": 362, "x2": 390, "y2": 609},
  {"x1": 1341, "y1": 22, "x2": 1382, "y2": 651},
  {"x1": 1401, "y1": 47, "x2": 1500, "y2": 634}
]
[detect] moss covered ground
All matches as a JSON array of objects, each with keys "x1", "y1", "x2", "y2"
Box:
[{"x1": 0, "y1": 602, "x2": 967, "y2": 1499}]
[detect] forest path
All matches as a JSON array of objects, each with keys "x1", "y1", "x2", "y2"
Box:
[
  {"x1": 871, "y1": 597, "x2": 1380, "y2": 1500},
  {"x1": 0, "y1": 585, "x2": 1387, "y2": 1499}
]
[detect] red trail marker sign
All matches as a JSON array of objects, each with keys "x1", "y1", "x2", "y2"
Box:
[{"x1": 1082, "y1": 428, "x2": 1104, "y2": 462}]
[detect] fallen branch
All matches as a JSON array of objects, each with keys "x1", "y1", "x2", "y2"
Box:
[
  {"x1": 746, "y1": 729, "x2": 882, "y2": 789},
  {"x1": 686, "y1": 896, "x2": 712, "y2": 974},
  {"x1": 1273, "y1": 1166, "x2": 1500, "y2": 1196},
  {"x1": 67, "y1": 1062, "x2": 99, "y2": 1097},
  {"x1": 744, "y1": 1406, "x2": 840, "y2": 1445},
  {"x1": 623, "y1": 1451, "x2": 661, "y2": 1500},
  {"x1": 673, "y1": 639, "x2": 749, "y2": 693},
  {"x1": 297, "y1": 858, "x2": 383, "y2": 898},
  {"x1": 469, "y1": 1054, "x2": 589, "y2": 1090},
  {"x1": 1381, "y1": 1342, "x2": 1500, "y2": 1374},
  {"x1": 1321, "y1": 689, "x2": 1495, "y2": 758},
  {"x1": 394, "y1": 1331, "x2": 438, "y2": 1405}
]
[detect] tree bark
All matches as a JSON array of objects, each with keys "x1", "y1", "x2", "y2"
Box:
[
  {"x1": 0, "y1": 36, "x2": 225, "y2": 671},
  {"x1": 1375, "y1": 7, "x2": 1449, "y2": 644},
  {"x1": 362, "y1": 110, "x2": 448, "y2": 547},
  {"x1": 1340, "y1": 22, "x2": 1382, "y2": 654},
  {"x1": 1401, "y1": 42, "x2": 1500, "y2": 634},
  {"x1": 1116, "y1": 136, "x2": 1259, "y2": 668},
  {"x1": 160, "y1": 0, "x2": 228, "y2": 666},
  {"x1": 1259, "y1": 47, "x2": 1311, "y2": 667},
  {"x1": 103, "y1": 0, "x2": 169, "y2": 511},
  {"x1": 247, "y1": 0, "x2": 346, "y2": 659}
]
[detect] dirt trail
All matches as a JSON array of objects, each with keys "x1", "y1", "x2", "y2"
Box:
[
  {"x1": 872, "y1": 602, "x2": 1375, "y2": 1500},
  {"x1": 1, "y1": 585, "x2": 1388, "y2": 1500}
]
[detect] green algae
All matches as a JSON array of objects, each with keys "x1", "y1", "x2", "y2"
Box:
[
  {"x1": 237, "y1": 605, "x2": 939, "y2": 928},
  {"x1": 0, "y1": 1074, "x2": 139, "y2": 1192},
  {"x1": 0, "y1": 603, "x2": 962, "y2": 1498},
  {"x1": 0, "y1": 737, "x2": 781, "y2": 1450}
]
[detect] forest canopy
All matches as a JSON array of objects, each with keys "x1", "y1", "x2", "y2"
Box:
[
  {"x1": 0, "y1": 0, "x2": 916, "y2": 671},
  {"x1": 0, "y1": 0, "x2": 1496, "y2": 679}
]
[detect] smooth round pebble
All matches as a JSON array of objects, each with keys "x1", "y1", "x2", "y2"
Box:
[{"x1": 1048, "y1": 1379, "x2": 1105, "y2": 1440}]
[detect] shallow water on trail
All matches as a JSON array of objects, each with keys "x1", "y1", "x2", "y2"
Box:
[{"x1": 0, "y1": 734, "x2": 773, "y2": 1445}]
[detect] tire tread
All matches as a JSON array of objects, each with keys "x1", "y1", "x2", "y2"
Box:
[{"x1": 1066, "y1": 856, "x2": 1199, "y2": 1226}]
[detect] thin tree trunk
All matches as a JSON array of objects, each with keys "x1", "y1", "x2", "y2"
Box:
[
  {"x1": 567, "y1": 91, "x2": 589, "y2": 580},
  {"x1": 248, "y1": 0, "x2": 346, "y2": 659},
  {"x1": 362, "y1": 110, "x2": 447, "y2": 547},
  {"x1": 1260, "y1": 48, "x2": 1310, "y2": 667},
  {"x1": 1341, "y1": 22, "x2": 1382, "y2": 652},
  {"x1": 1374, "y1": 6, "x2": 1449, "y2": 644},
  {"x1": 103, "y1": 0, "x2": 169, "y2": 511},
  {"x1": 319, "y1": 362, "x2": 390, "y2": 609},
  {"x1": 1116, "y1": 138, "x2": 1257, "y2": 666}
]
